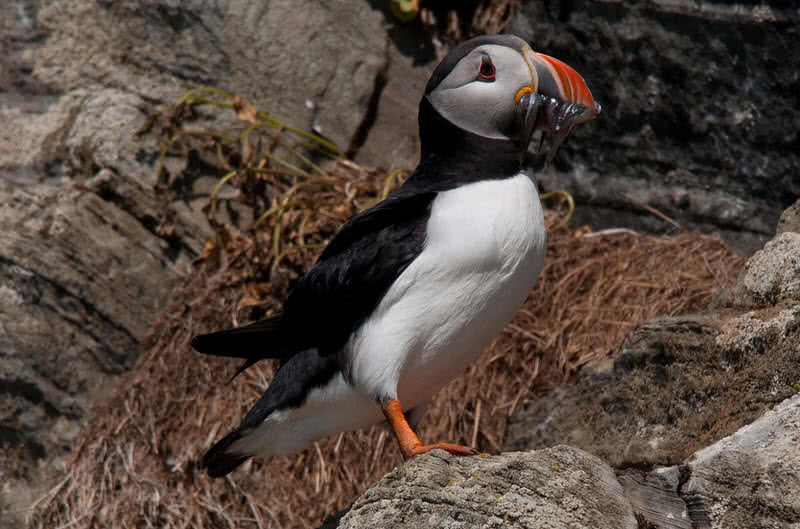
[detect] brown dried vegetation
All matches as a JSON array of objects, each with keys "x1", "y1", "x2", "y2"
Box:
[
  {"x1": 30, "y1": 93, "x2": 744, "y2": 529},
  {"x1": 419, "y1": 0, "x2": 519, "y2": 42}
]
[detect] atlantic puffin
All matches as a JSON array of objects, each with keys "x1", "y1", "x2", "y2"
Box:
[{"x1": 192, "y1": 34, "x2": 599, "y2": 477}]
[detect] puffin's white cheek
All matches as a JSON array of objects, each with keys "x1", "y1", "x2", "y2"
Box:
[
  {"x1": 429, "y1": 84, "x2": 515, "y2": 140},
  {"x1": 468, "y1": 90, "x2": 514, "y2": 137},
  {"x1": 488, "y1": 98, "x2": 514, "y2": 134}
]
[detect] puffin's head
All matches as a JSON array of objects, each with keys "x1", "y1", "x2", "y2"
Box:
[{"x1": 423, "y1": 34, "x2": 600, "y2": 158}]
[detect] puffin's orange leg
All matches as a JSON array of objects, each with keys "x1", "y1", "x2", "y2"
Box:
[{"x1": 381, "y1": 399, "x2": 478, "y2": 460}]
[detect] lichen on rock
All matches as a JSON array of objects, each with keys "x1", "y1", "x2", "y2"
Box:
[{"x1": 324, "y1": 447, "x2": 638, "y2": 529}]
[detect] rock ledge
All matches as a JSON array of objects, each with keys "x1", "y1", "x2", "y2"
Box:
[{"x1": 324, "y1": 447, "x2": 638, "y2": 529}]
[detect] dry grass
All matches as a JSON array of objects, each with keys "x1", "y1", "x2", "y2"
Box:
[
  {"x1": 419, "y1": 0, "x2": 519, "y2": 42},
  {"x1": 28, "y1": 90, "x2": 745, "y2": 529}
]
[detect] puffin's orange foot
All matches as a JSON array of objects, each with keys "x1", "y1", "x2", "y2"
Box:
[
  {"x1": 381, "y1": 399, "x2": 479, "y2": 460},
  {"x1": 404, "y1": 442, "x2": 478, "y2": 459}
]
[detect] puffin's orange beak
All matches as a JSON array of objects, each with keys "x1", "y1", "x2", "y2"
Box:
[
  {"x1": 515, "y1": 44, "x2": 600, "y2": 158},
  {"x1": 531, "y1": 52, "x2": 600, "y2": 121},
  {"x1": 520, "y1": 45, "x2": 600, "y2": 124}
]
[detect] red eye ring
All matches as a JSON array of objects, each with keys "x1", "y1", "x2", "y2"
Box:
[{"x1": 478, "y1": 59, "x2": 495, "y2": 80}]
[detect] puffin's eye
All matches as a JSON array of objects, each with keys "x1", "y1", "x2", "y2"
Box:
[{"x1": 478, "y1": 58, "x2": 496, "y2": 81}]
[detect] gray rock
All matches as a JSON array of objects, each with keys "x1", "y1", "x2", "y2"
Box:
[
  {"x1": 617, "y1": 466, "x2": 692, "y2": 529},
  {"x1": 32, "y1": 0, "x2": 430, "y2": 169},
  {"x1": 506, "y1": 312, "x2": 800, "y2": 468},
  {"x1": 321, "y1": 394, "x2": 800, "y2": 529},
  {"x1": 0, "y1": 0, "x2": 57, "y2": 114},
  {"x1": 508, "y1": 1, "x2": 800, "y2": 253},
  {"x1": 733, "y1": 232, "x2": 800, "y2": 308},
  {"x1": 506, "y1": 197, "x2": 800, "y2": 468},
  {"x1": 681, "y1": 394, "x2": 800, "y2": 529},
  {"x1": 325, "y1": 447, "x2": 638, "y2": 529},
  {"x1": 0, "y1": 88, "x2": 213, "y2": 528},
  {"x1": 776, "y1": 199, "x2": 800, "y2": 235},
  {"x1": 0, "y1": 186, "x2": 172, "y2": 526},
  {"x1": 0, "y1": 90, "x2": 85, "y2": 181},
  {"x1": 616, "y1": 394, "x2": 800, "y2": 529},
  {"x1": 506, "y1": 200, "x2": 800, "y2": 528},
  {"x1": 350, "y1": 31, "x2": 431, "y2": 170}
]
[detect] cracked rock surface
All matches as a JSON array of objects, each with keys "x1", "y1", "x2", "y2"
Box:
[
  {"x1": 321, "y1": 447, "x2": 638, "y2": 529},
  {"x1": 610, "y1": 395, "x2": 800, "y2": 529},
  {"x1": 0, "y1": 88, "x2": 212, "y2": 528},
  {"x1": 680, "y1": 394, "x2": 800, "y2": 529},
  {"x1": 508, "y1": 0, "x2": 800, "y2": 253}
]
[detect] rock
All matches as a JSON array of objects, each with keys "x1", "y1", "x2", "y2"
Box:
[
  {"x1": 732, "y1": 232, "x2": 800, "y2": 308},
  {"x1": 616, "y1": 467, "x2": 692, "y2": 529},
  {"x1": 0, "y1": 87, "x2": 215, "y2": 528},
  {"x1": 614, "y1": 394, "x2": 800, "y2": 529},
  {"x1": 508, "y1": 1, "x2": 800, "y2": 253},
  {"x1": 350, "y1": 26, "x2": 433, "y2": 169},
  {"x1": 505, "y1": 312, "x2": 800, "y2": 468},
  {"x1": 32, "y1": 0, "x2": 432, "y2": 169},
  {"x1": 776, "y1": 199, "x2": 800, "y2": 235},
  {"x1": 323, "y1": 447, "x2": 638, "y2": 529},
  {"x1": 0, "y1": 0, "x2": 57, "y2": 114},
  {"x1": 0, "y1": 85, "x2": 223, "y2": 526},
  {"x1": 0, "y1": 186, "x2": 170, "y2": 521},
  {"x1": 320, "y1": 395, "x2": 800, "y2": 529},
  {"x1": 506, "y1": 201, "x2": 800, "y2": 527},
  {"x1": 681, "y1": 394, "x2": 800, "y2": 529},
  {"x1": 506, "y1": 196, "x2": 800, "y2": 468}
]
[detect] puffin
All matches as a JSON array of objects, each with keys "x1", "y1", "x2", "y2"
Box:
[{"x1": 192, "y1": 34, "x2": 599, "y2": 477}]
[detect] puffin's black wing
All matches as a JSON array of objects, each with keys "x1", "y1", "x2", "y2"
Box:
[
  {"x1": 199, "y1": 189, "x2": 438, "y2": 476},
  {"x1": 202, "y1": 347, "x2": 340, "y2": 476},
  {"x1": 282, "y1": 189, "x2": 436, "y2": 355},
  {"x1": 190, "y1": 315, "x2": 284, "y2": 379},
  {"x1": 191, "y1": 189, "x2": 436, "y2": 371},
  {"x1": 191, "y1": 315, "x2": 282, "y2": 356}
]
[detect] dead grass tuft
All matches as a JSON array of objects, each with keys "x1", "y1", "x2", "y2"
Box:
[
  {"x1": 419, "y1": 0, "x2": 519, "y2": 42},
  {"x1": 29, "y1": 91, "x2": 745, "y2": 529}
]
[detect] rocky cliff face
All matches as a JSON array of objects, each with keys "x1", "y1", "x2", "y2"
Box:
[
  {"x1": 321, "y1": 392, "x2": 800, "y2": 529},
  {"x1": 321, "y1": 447, "x2": 640, "y2": 529},
  {"x1": 0, "y1": 88, "x2": 214, "y2": 529},
  {"x1": 508, "y1": 0, "x2": 800, "y2": 253}
]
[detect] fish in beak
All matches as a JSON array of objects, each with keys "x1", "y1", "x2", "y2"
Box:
[{"x1": 516, "y1": 45, "x2": 601, "y2": 160}]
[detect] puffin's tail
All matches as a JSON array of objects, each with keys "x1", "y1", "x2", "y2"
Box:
[
  {"x1": 191, "y1": 314, "x2": 286, "y2": 379},
  {"x1": 202, "y1": 429, "x2": 251, "y2": 477}
]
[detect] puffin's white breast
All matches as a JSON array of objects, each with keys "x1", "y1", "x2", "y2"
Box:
[{"x1": 346, "y1": 171, "x2": 547, "y2": 407}]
